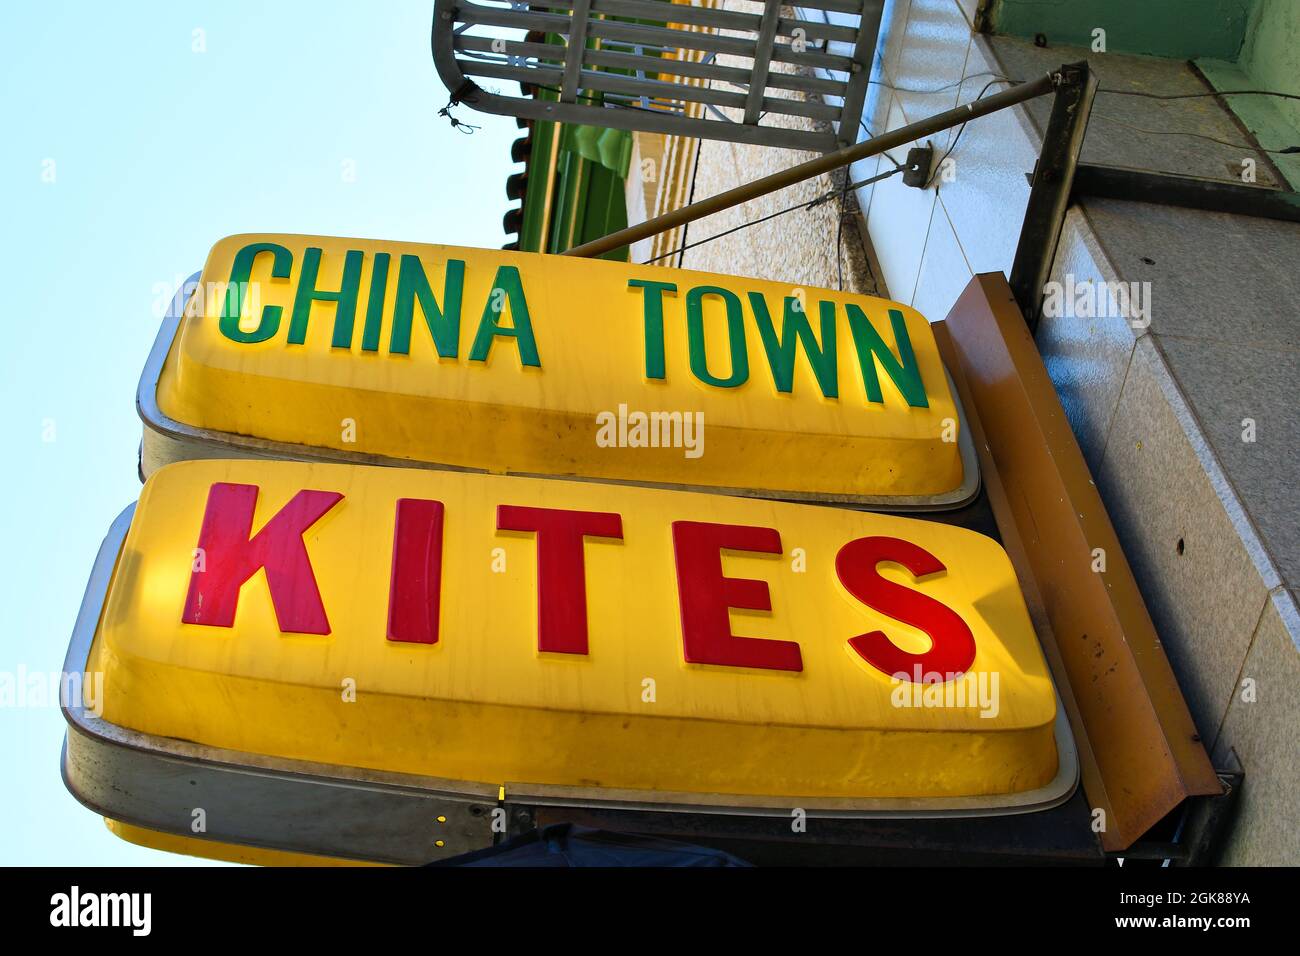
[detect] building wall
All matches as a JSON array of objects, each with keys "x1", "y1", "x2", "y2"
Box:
[
  {"x1": 867, "y1": 0, "x2": 1300, "y2": 865},
  {"x1": 664, "y1": 0, "x2": 1299, "y2": 863},
  {"x1": 985, "y1": 0, "x2": 1252, "y2": 59},
  {"x1": 674, "y1": 116, "x2": 879, "y2": 297},
  {"x1": 627, "y1": 0, "x2": 879, "y2": 297},
  {"x1": 1237, "y1": 0, "x2": 1300, "y2": 133}
]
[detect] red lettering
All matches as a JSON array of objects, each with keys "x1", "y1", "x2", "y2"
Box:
[
  {"x1": 496, "y1": 505, "x2": 623, "y2": 654},
  {"x1": 835, "y1": 536, "x2": 975, "y2": 680},
  {"x1": 387, "y1": 498, "x2": 445, "y2": 645},
  {"x1": 671, "y1": 521, "x2": 801, "y2": 672},
  {"x1": 182, "y1": 483, "x2": 342, "y2": 635}
]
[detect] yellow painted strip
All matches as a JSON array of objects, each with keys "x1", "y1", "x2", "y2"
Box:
[
  {"x1": 89, "y1": 458, "x2": 1055, "y2": 800},
  {"x1": 155, "y1": 234, "x2": 963, "y2": 500},
  {"x1": 105, "y1": 819, "x2": 381, "y2": 867}
]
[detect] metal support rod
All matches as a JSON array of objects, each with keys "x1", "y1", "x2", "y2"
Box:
[
  {"x1": 1009, "y1": 61, "x2": 1098, "y2": 331},
  {"x1": 1072, "y1": 163, "x2": 1300, "y2": 224},
  {"x1": 559, "y1": 0, "x2": 593, "y2": 104},
  {"x1": 562, "y1": 69, "x2": 1061, "y2": 259}
]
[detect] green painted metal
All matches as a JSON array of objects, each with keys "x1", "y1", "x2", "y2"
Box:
[
  {"x1": 986, "y1": 0, "x2": 1252, "y2": 60},
  {"x1": 566, "y1": 124, "x2": 633, "y2": 178},
  {"x1": 1195, "y1": 57, "x2": 1300, "y2": 190},
  {"x1": 511, "y1": 43, "x2": 629, "y2": 261},
  {"x1": 515, "y1": 120, "x2": 629, "y2": 260},
  {"x1": 1194, "y1": 0, "x2": 1300, "y2": 190},
  {"x1": 1237, "y1": 0, "x2": 1300, "y2": 131}
]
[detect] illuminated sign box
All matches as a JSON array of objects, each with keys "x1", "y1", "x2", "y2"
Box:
[
  {"x1": 64, "y1": 459, "x2": 1074, "y2": 863},
  {"x1": 138, "y1": 235, "x2": 976, "y2": 506}
]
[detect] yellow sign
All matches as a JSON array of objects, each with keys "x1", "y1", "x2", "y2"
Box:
[
  {"x1": 87, "y1": 458, "x2": 1057, "y2": 801},
  {"x1": 147, "y1": 234, "x2": 965, "y2": 501}
]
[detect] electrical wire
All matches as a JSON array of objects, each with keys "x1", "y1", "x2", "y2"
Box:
[
  {"x1": 509, "y1": 67, "x2": 1300, "y2": 156},
  {"x1": 1099, "y1": 87, "x2": 1300, "y2": 103},
  {"x1": 894, "y1": 78, "x2": 1300, "y2": 168},
  {"x1": 835, "y1": 171, "x2": 850, "y2": 291},
  {"x1": 1088, "y1": 114, "x2": 1299, "y2": 154},
  {"x1": 857, "y1": 119, "x2": 904, "y2": 167},
  {"x1": 870, "y1": 71, "x2": 1020, "y2": 95},
  {"x1": 1092, "y1": 86, "x2": 1300, "y2": 152},
  {"x1": 485, "y1": 64, "x2": 1300, "y2": 256},
  {"x1": 642, "y1": 163, "x2": 908, "y2": 265},
  {"x1": 437, "y1": 101, "x2": 482, "y2": 133},
  {"x1": 872, "y1": 78, "x2": 1300, "y2": 105},
  {"x1": 925, "y1": 77, "x2": 1014, "y2": 188},
  {"x1": 678, "y1": 79, "x2": 711, "y2": 269},
  {"x1": 863, "y1": 73, "x2": 1300, "y2": 158}
]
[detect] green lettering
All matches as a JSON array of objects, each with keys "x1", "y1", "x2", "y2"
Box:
[
  {"x1": 288, "y1": 247, "x2": 363, "y2": 347},
  {"x1": 468, "y1": 265, "x2": 540, "y2": 367},
  {"x1": 846, "y1": 305, "x2": 928, "y2": 408},
  {"x1": 749, "y1": 292, "x2": 838, "y2": 398},
  {"x1": 389, "y1": 256, "x2": 463, "y2": 358},
  {"x1": 220, "y1": 241, "x2": 292, "y2": 344},
  {"x1": 360, "y1": 252, "x2": 391, "y2": 353},
  {"x1": 628, "y1": 279, "x2": 676, "y2": 380},
  {"x1": 686, "y1": 285, "x2": 748, "y2": 389}
]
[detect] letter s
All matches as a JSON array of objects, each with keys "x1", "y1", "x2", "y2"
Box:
[{"x1": 835, "y1": 536, "x2": 975, "y2": 681}]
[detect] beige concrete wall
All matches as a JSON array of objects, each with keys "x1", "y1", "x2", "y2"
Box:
[
  {"x1": 822, "y1": 0, "x2": 1300, "y2": 867},
  {"x1": 630, "y1": 1, "x2": 879, "y2": 298},
  {"x1": 636, "y1": 0, "x2": 1299, "y2": 865},
  {"x1": 675, "y1": 113, "x2": 879, "y2": 297}
]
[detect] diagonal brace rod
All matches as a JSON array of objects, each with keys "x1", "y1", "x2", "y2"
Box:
[{"x1": 562, "y1": 68, "x2": 1064, "y2": 259}]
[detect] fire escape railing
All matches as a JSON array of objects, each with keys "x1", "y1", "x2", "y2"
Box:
[{"x1": 432, "y1": 0, "x2": 885, "y2": 151}]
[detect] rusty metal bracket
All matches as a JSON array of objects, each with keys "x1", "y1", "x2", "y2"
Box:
[
  {"x1": 941, "y1": 273, "x2": 1223, "y2": 853},
  {"x1": 1109, "y1": 767, "x2": 1242, "y2": 866},
  {"x1": 1071, "y1": 163, "x2": 1300, "y2": 223},
  {"x1": 1008, "y1": 61, "x2": 1098, "y2": 333},
  {"x1": 494, "y1": 787, "x2": 1103, "y2": 865}
]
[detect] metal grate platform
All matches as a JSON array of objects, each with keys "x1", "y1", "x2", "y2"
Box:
[{"x1": 432, "y1": 0, "x2": 884, "y2": 151}]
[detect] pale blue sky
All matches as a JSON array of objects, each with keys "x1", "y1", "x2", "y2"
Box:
[{"x1": 0, "y1": 1, "x2": 518, "y2": 864}]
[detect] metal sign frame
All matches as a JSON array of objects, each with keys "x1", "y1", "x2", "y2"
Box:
[
  {"x1": 137, "y1": 274, "x2": 981, "y2": 511},
  {"x1": 62, "y1": 505, "x2": 1079, "y2": 865}
]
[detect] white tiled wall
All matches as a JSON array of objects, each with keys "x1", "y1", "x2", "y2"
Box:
[
  {"x1": 835, "y1": 0, "x2": 1038, "y2": 318},
  {"x1": 829, "y1": 0, "x2": 1300, "y2": 865}
]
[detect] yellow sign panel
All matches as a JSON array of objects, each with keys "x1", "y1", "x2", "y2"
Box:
[
  {"x1": 149, "y1": 234, "x2": 964, "y2": 501},
  {"x1": 105, "y1": 821, "x2": 379, "y2": 868},
  {"x1": 88, "y1": 458, "x2": 1056, "y2": 801}
]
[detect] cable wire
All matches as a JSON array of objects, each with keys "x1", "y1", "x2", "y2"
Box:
[
  {"x1": 1088, "y1": 114, "x2": 1300, "y2": 154},
  {"x1": 1099, "y1": 87, "x2": 1300, "y2": 103},
  {"x1": 643, "y1": 164, "x2": 908, "y2": 265},
  {"x1": 437, "y1": 101, "x2": 482, "y2": 134},
  {"x1": 926, "y1": 77, "x2": 1014, "y2": 188},
  {"x1": 517, "y1": 69, "x2": 1300, "y2": 155}
]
